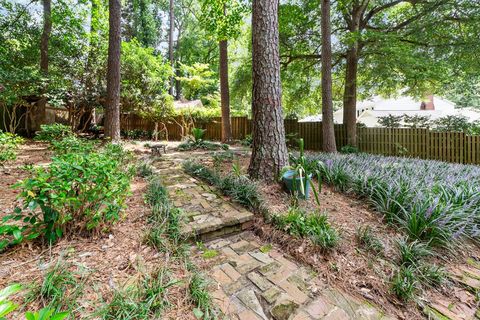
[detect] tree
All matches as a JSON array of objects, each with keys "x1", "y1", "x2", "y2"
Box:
[
  {"x1": 377, "y1": 114, "x2": 403, "y2": 128},
  {"x1": 321, "y1": 0, "x2": 336, "y2": 152},
  {"x1": 248, "y1": 0, "x2": 288, "y2": 181},
  {"x1": 168, "y1": 0, "x2": 175, "y2": 96},
  {"x1": 200, "y1": 0, "x2": 246, "y2": 143},
  {"x1": 105, "y1": 0, "x2": 121, "y2": 141},
  {"x1": 33, "y1": 0, "x2": 52, "y2": 132}
]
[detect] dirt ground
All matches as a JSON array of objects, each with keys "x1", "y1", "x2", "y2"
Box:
[{"x1": 0, "y1": 142, "x2": 195, "y2": 319}]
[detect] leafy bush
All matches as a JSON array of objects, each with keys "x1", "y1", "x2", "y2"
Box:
[
  {"x1": 50, "y1": 136, "x2": 95, "y2": 155},
  {"x1": 340, "y1": 145, "x2": 359, "y2": 154},
  {"x1": 35, "y1": 124, "x2": 73, "y2": 142},
  {"x1": 240, "y1": 134, "x2": 252, "y2": 147},
  {"x1": 1, "y1": 147, "x2": 133, "y2": 250},
  {"x1": 177, "y1": 139, "x2": 228, "y2": 151},
  {"x1": 0, "y1": 131, "x2": 24, "y2": 164},
  {"x1": 272, "y1": 207, "x2": 339, "y2": 250},
  {"x1": 312, "y1": 152, "x2": 480, "y2": 248},
  {"x1": 188, "y1": 273, "x2": 215, "y2": 320},
  {"x1": 136, "y1": 161, "x2": 155, "y2": 178},
  {"x1": 192, "y1": 127, "x2": 206, "y2": 142}
]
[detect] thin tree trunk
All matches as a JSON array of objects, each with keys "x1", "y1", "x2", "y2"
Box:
[
  {"x1": 321, "y1": 0, "x2": 336, "y2": 152},
  {"x1": 248, "y1": 0, "x2": 288, "y2": 182},
  {"x1": 168, "y1": 0, "x2": 175, "y2": 96},
  {"x1": 105, "y1": 0, "x2": 121, "y2": 141},
  {"x1": 343, "y1": 45, "x2": 358, "y2": 146},
  {"x1": 219, "y1": 39, "x2": 232, "y2": 143}
]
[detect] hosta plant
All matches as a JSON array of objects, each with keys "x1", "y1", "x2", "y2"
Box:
[{"x1": 34, "y1": 124, "x2": 73, "y2": 142}]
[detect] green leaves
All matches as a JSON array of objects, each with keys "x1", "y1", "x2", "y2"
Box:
[
  {"x1": 1, "y1": 144, "x2": 133, "y2": 250},
  {"x1": 199, "y1": 0, "x2": 248, "y2": 41}
]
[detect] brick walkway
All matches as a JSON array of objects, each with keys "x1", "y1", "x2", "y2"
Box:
[{"x1": 151, "y1": 149, "x2": 394, "y2": 320}]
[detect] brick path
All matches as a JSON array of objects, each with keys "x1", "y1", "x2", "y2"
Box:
[
  {"x1": 151, "y1": 149, "x2": 394, "y2": 320},
  {"x1": 425, "y1": 262, "x2": 480, "y2": 320}
]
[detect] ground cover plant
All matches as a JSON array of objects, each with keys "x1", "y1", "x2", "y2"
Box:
[
  {"x1": 0, "y1": 131, "x2": 24, "y2": 164},
  {"x1": 310, "y1": 152, "x2": 480, "y2": 248},
  {"x1": 271, "y1": 207, "x2": 339, "y2": 250},
  {"x1": 0, "y1": 143, "x2": 134, "y2": 250},
  {"x1": 178, "y1": 128, "x2": 228, "y2": 151}
]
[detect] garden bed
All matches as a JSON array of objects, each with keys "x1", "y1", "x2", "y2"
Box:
[
  {"x1": 193, "y1": 148, "x2": 480, "y2": 319},
  {"x1": 0, "y1": 141, "x2": 197, "y2": 319}
]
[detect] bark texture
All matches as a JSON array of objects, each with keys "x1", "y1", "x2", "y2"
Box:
[
  {"x1": 321, "y1": 0, "x2": 336, "y2": 152},
  {"x1": 40, "y1": 0, "x2": 51, "y2": 73},
  {"x1": 105, "y1": 0, "x2": 121, "y2": 141},
  {"x1": 248, "y1": 0, "x2": 288, "y2": 182},
  {"x1": 342, "y1": 7, "x2": 361, "y2": 147},
  {"x1": 219, "y1": 39, "x2": 232, "y2": 142},
  {"x1": 168, "y1": 0, "x2": 175, "y2": 96},
  {"x1": 33, "y1": 0, "x2": 51, "y2": 133}
]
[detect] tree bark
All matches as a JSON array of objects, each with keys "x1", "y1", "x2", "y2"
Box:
[
  {"x1": 321, "y1": 0, "x2": 336, "y2": 152},
  {"x1": 33, "y1": 0, "x2": 51, "y2": 133},
  {"x1": 105, "y1": 0, "x2": 121, "y2": 141},
  {"x1": 343, "y1": 46, "x2": 359, "y2": 146},
  {"x1": 40, "y1": 0, "x2": 51, "y2": 73},
  {"x1": 219, "y1": 39, "x2": 232, "y2": 143},
  {"x1": 168, "y1": 0, "x2": 175, "y2": 96},
  {"x1": 248, "y1": 0, "x2": 288, "y2": 182}
]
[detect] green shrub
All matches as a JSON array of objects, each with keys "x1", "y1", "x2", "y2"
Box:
[
  {"x1": 272, "y1": 207, "x2": 339, "y2": 250},
  {"x1": 340, "y1": 145, "x2": 359, "y2": 154},
  {"x1": 35, "y1": 124, "x2": 73, "y2": 142},
  {"x1": 0, "y1": 131, "x2": 24, "y2": 164},
  {"x1": 50, "y1": 136, "x2": 95, "y2": 155},
  {"x1": 240, "y1": 134, "x2": 252, "y2": 147},
  {"x1": 1, "y1": 148, "x2": 133, "y2": 250},
  {"x1": 178, "y1": 140, "x2": 227, "y2": 151}
]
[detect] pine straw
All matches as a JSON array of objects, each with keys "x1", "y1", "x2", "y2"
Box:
[{"x1": 0, "y1": 143, "x2": 196, "y2": 319}]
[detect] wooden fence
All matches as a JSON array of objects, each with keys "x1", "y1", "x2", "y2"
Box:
[{"x1": 120, "y1": 115, "x2": 480, "y2": 165}]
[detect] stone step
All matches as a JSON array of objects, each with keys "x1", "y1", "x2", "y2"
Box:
[{"x1": 154, "y1": 157, "x2": 254, "y2": 241}]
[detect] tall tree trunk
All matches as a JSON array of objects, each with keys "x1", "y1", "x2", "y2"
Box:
[
  {"x1": 321, "y1": 0, "x2": 336, "y2": 152},
  {"x1": 105, "y1": 0, "x2": 121, "y2": 141},
  {"x1": 40, "y1": 0, "x2": 51, "y2": 73},
  {"x1": 343, "y1": 45, "x2": 358, "y2": 146},
  {"x1": 219, "y1": 39, "x2": 232, "y2": 143},
  {"x1": 33, "y1": 0, "x2": 51, "y2": 133},
  {"x1": 168, "y1": 0, "x2": 175, "y2": 96},
  {"x1": 248, "y1": 0, "x2": 288, "y2": 182}
]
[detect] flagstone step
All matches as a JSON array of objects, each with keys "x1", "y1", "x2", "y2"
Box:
[{"x1": 153, "y1": 155, "x2": 254, "y2": 241}]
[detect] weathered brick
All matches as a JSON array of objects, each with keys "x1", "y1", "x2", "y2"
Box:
[
  {"x1": 262, "y1": 286, "x2": 282, "y2": 304},
  {"x1": 277, "y1": 280, "x2": 308, "y2": 304},
  {"x1": 305, "y1": 296, "x2": 335, "y2": 318},
  {"x1": 211, "y1": 267, "x2": 232, "y2": 285},
  {"x1": 221, "y1": 263, "x2": 242, "y2": 282},
  {"x1": 250, "y1": 251, "x2": 274, "y2": 264},
  {"x1": 247, "y1": 272, "x2": 273, "y2": 291}
]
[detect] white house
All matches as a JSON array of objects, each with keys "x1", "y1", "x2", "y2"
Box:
[{"x1": 299, "y1": 95, "x2": 480, "y2": 127}]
